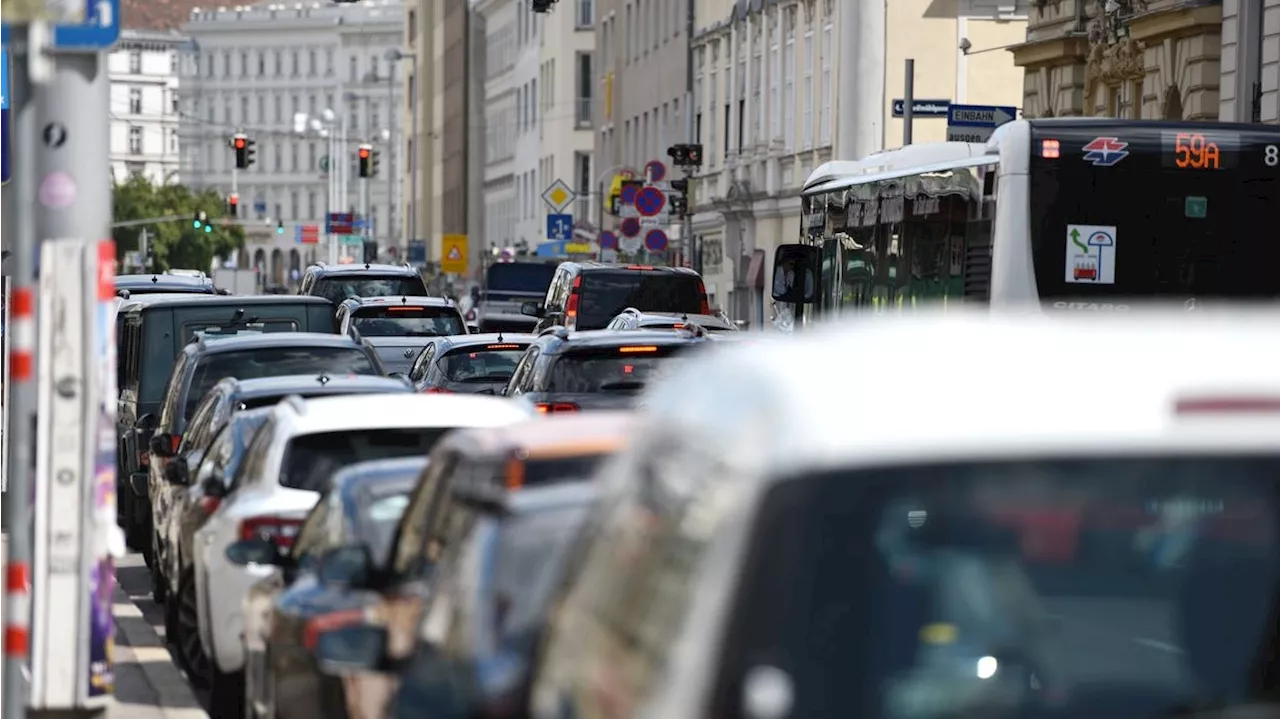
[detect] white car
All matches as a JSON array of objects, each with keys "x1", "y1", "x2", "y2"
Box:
[
  {"x1": 531, "y1": 308, "x2": 1280, "y2": 719},
  {"x1": 192, "y1": 392, "x2": 533, "y2": 711}
]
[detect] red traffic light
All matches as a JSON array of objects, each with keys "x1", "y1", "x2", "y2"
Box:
[
  {"x1": 234, "y1": 137, "x2": 246, "y2": 149},
  {"x1": 358, "y1": 148, "x2": 370, "y2": 159}
]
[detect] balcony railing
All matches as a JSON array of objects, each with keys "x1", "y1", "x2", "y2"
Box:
[{"x1": 576, "y1": 98, "x2": 593, "y2": 127}]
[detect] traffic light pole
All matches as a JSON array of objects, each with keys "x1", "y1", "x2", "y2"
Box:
[
  {"x1": 683, "y1": 0, "x2": 697, "y2": 272},
  {"x1": 360, "y1": 177, "x2": 371, "y2": 256}
]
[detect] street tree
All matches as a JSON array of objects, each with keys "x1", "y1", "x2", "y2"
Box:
[{"x1": 111, "y1": 176, "x2": 245, "y2": 273}]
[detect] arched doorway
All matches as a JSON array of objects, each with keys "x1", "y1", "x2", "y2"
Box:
[
  {"x1": 271, "y1": 248, "x2": 284, "y2": 285},
  {"x1": 253, "y1": 248, "x2": 267, "y2": 273},
  {"x1": 289, "y1": 249, "x2": 301, "y2": 286}
]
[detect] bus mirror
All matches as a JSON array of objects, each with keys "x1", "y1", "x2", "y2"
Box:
[{"x1": 771, "y1": 245, "x2": 820, "y2": 304}]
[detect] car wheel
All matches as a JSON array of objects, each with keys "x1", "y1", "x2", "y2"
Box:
[
  {"x1": 172, "y1": 570, "x2": 212, "y2": 689},
  {"x1": 149, "y1": 533, "x2": 166, "y2": 604}
]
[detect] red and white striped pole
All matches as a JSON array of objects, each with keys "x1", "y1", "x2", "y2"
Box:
[{"x1": 4, "y1": 284, "x2": 35, "y2": 715}]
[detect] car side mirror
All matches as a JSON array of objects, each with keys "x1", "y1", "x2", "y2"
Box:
[
  {"x1": 225, "y1": 537, "x2": 283, "y2": 566},
  {"x1": 316, "y1": 624, "x2": 388, "y2": 676},
  {"x1": 164, "y1": 460, "x2": 189, "y2": 484},
  {"x1": 520, "y1": 301, "x2": 544, "y2": 318},
  {"x1": 470, "y1": 286, "x2": 481, "y2": 301},
  {"x1": 466, "y1": 324, "x2": 479, "y2": 334},
  {"x1": 317, "y1": 544, "x2": 375, "y2": 588},
  {"x1": 149, "y1": 432, "x2": 178, "y2": 458},
  {"x1": 771, "y1": 244, "x2": 821, "y2": 304},
  {"x1": 136, "y1": 413, "x2": 159, "y2": 433},
  {"x1": 201, "y1": 472, "x2": 227, "y2": 498}
]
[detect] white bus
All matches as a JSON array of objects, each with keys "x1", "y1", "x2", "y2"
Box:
[{"x1": 772, "y1": 118, "x2": 1280, "y2": 320}]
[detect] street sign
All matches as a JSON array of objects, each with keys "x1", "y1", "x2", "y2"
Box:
[
  {"x1": 406, "y1": 239, "x2": 427, "y2": 264},
  {"x1": 441, "y1": 234, "x2": 468, "y2": 274},
  {"x1": 340, "y1": 234, "x2": 365, "y2": 247},
  {"x1": 634, "y1": 186, "x2": 666, "y2": 217},
  {"x1": 1, "y1": 0, "x2": 122, "y2": 50},
  {"x1": 945, "y1": 103, "x2": 1017, "y2": 143},
  {"x1": 541, "y1": 178, "x2": 575, "y2": 213},
  {"x1": 644, "y1": 229, "x2": 668, "y2": 252},
  {"x1": 598, "y1": 230, "x2": 618, "y2": 250},
  {"x1": 644, "y1": 160, "x2": 666, "y2": 182},
  {"x1": 546, "y1": 213, "x2": 573, "y2": 241},
  {"x1": 253, "y1": 199, "x2": 267, "y2": 215},
  {"x1": 2, "y1": 50, "x2": 9, "y2": 185},
  {"x1": 620, "y1": 217, "x2": 641, "y2": 238},
  {"x1": 892, "y1": 99, "x2": 951, "y2": 118},
  {"x1": 326, "y1": 212, "x2": 354, "y2": 235},
  {"x1": 295, "y1": 224, "x2": 320, "y2": 244}
]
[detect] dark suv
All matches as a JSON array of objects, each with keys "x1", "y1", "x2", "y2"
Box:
[
  {"x1": 522, "y1": 262, "x2": 711, "y2": 332},
  {"x1": 298, "y1": 262, "x2": 430, "y2": 305},
  {"x1": 502, "y1": 327, "x2": 711, "y2": 412}
]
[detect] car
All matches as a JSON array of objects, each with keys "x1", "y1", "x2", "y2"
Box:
[
  {"x1": 235, "y1": 456, "x2": 427, "y2": 719},
  {"x1": 117, "y1": 272, "x2": 221, "y2": 298},
  {"x1": 153, "y1": 373, "x2": 416, "y2": 609},
  {"x1": 311, "y1": 412, "x2": 632, "y2": 717},
  {"x1": 503, "y1": 327, "x2": 712, "y2": 412},
  {"x1": 334, "y1": 295, "x2": 467, "y2": 337},
  {"x1": 529, "y1": 309, "x2": 1280, "y2": 719},
  {"x1": 192, "y1": 393, "x2": 534, "y2": 718},
  {"x1": 604, "y1": 307, "x2": 739, "y2": 333},
  {"x1": 405, "y1": 332, "x2": 536, "y2": 395},
  {"x1": 471, "y1": 261, "x2": 559, "y2": 333},
  {"x1": 298, "y1": 261, "x2": 430, "y2": 305},
  {"x1": 117, "y1": 294, "x2": 341, "y2": 553},
  {"x1": 522, "y1": 262, "x2": 712, "y2": 332},
  {"x1": 144, "y1": 333, "x2": 385, "y2": 601}
]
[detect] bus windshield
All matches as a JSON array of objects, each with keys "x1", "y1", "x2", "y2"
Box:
[{"x1": 1029, "y1": 123, "x2": 1280, "y2": 305}]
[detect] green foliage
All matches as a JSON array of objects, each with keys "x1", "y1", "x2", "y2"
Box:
[{"x1": 111, "y1": 176, "x2": 245, "y2": 273}]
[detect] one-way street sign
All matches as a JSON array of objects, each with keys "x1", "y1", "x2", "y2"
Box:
[
  {"x1": 0, "y1": 0, "x2": 120, "y2": 50},
  {"x1": 947, "y1": 104, "x2": 1017, "y2": 127}
]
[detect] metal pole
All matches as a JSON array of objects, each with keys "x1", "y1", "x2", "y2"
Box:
[
  {"x1": 360, "y1": 176, "x2": 371, "y2": 259},
  {"x1": 387, "y1": 66, "x2": 396, "y2": 250},
  {"x1": 903, "y1": 58, "x2": 915, "y2": 145},
  {"x1": 683, "y1": 0, "x2": 696, "y2": 270},
  {"x1": 327, "y1": 128, "x2": 338, "y2": 265},
  {"x1": 409, "y1": 65, "x2": 419, "y2": 251},
  {"x1": 3, "y1": 25, "x2": 38, "y2": 719}
]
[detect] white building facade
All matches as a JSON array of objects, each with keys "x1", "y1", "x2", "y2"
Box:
[
  {"x1": 477, "y1": 0, "x2": 519, "y2": 252},
  {"x1": 179, "y1": 1, "x2": 404, "y2": 283},
  {"x1": 1220, "y1": 0, "x2": 1280, "y2": 123},
  {"x1": 109, "y1": 29, "x2": 186, "y2": 185},
  {"x1": 512, "y1": 8, "x2": 544, "y2": 249},
  {"x1": 538, "y1": 0, "x2": 596, "y2": 230}
]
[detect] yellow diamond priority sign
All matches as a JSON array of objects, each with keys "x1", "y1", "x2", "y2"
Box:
[{"x1": 541, "y1": 179, "x2": 576, "y2": 214}]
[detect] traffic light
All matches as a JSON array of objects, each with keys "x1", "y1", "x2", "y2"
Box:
[
  {"x1": 276, "y1": 220, "x2": 285, "y2": 235},
  {"x1": 194, "y1": 210, "x2": 212, "y2": 232},
  {"x1": 531, "y1": 0, "x2": 556, "y2": 12},
  {"x1": 667, "y1": 143, "x2": 704, "y2": 167},
  {"x1": 670, "y1": 178, "x2": 689, "y2": 194},
  {"x1": 227, "y1": 193, "x2": 239, "y2": 217},
  {"x1": 357, "y1": 144, "x2": 375, "y2": 178},
  {"x1": 232, "y1": 133, "x2": 256, "y2": 169}
]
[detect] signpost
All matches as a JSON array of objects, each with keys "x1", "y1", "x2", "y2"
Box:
[
  {"x1": 326, "y1": 211, "x2": 354, "y2": 235},
  {"x1": 294, "y1": 224, "x2": 320, "y2": 244},
  {"x1": 541, "y1": 178, "x2": 575, "y2": 213},
  {"x1": 945, "y1": 104, "x2": 1017, "y2": 143},
  {"x1": 2, "y1": 49, "x2": 10, "y2": 185},
  {"x1": 892, "y1": 98, "x2": 950, "y2": 118},
  {"x1": 441, "y1": 234, "x2": 468, "y2": 274},
  {"x1": 546, "y1": 213, "x2": 573, "y2": 241}
]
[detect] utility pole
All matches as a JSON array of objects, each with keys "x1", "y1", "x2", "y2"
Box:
[
  {"x1": 903, "y1": 59, "x2": 915, "y2": 145},
  {"x1": 683, "y1": 0, "x2": 696, "y2": 271}
]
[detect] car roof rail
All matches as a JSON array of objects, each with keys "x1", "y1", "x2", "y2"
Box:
[
  {"x1": 537, "y1": 325, "x2": 569, "y2": 339},
  {"x1": 281, "y1": 394, "x2": 308, "y2": 416}
]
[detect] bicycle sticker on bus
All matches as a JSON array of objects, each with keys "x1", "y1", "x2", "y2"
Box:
[{"x1": 1064, "y1": 225, "x2": 1117, "y2": 284}]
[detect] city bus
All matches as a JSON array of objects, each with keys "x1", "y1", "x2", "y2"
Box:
[{"x1": 772, "y1": 118, "x2": 1280, "y2": 320}]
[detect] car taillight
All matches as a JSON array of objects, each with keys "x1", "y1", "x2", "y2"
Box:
[
  {"x1": 170, "y1": 434, "x2": 182, "y2": 453},
  {"x1": 239, "y1": 515, "x2": 304, "y2": 549},
  {"x1": 198, "y1": 496, "x2": 221, "y2": 514},
  {"x1": 534, "y1": 402, "x2": 579, "y2": 414},
  {"x1": 302, "y1": 608, "x2": 370, "y2": 650},
  {"x1": 138, "y1": 450, "x2": 149, "y2": 468},
  {"x1": 424, "y1": 387, "x2": 452, "y2": 394},
  {"x1": 565, "y1": 275, "x2": 582, "y2": 326},
  {"x1": 697, "y1": 280, "x2": 711, "y2": 315}
]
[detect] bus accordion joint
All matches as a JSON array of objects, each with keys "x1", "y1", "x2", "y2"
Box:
[{"x1": 618, "y1": 346, "x2": 658, "y2": 353}]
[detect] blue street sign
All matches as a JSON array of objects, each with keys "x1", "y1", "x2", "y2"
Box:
[
  {"x1": 0, "y1": 0, "x2": 120, "y2": 50},
  {"x1": 644, "y1": 229, "x2": 668, "y2": 252},
  {"x1": 547, "y1": 213, "x2": 573, "y2": 241},
  {"x1": 406, "y1": 239, "x2": 427, "y2": 264},
  {"x1": 946, "y1": 104, "x2": 1018, "y2": 128},
  {"x1": 253, "y1": 199, "x2": 267, "y2": 214},
  {"x1": 1, "y1": 50, "x2": 9, "y2": 185},
  {"x1": 892, "y1": 99, "x2": 951, "y2": 118}
]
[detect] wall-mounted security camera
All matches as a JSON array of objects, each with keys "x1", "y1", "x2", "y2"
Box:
[{"x1": 958, "y1": 37, "x2": 973, "y2": 55}]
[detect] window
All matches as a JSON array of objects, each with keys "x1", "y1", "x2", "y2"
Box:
[
  {"x1": 274, "y1": 95, "x2": 282, "y2": 123},
  {"x1": 171, "y1": 90, "x2": 180, "y2": 114},
  {"x1": 577, "y1": 0, "x2": 594, "y2": 28},
  {"x1": 308, "y1": 142, "x2": 316, "y2": 171},
  {"x1": 820, "y1": 18, "x2": 832, "y2": 144},
  {"x1": 168, "y1": 128, "x2": 178, "y2": 154},
  {"x1": 783, "y1": 7, "x2": 795, "y2": 150},
  {"x1": 307, "y1": 191, "x2": 316, "y2": 219},
  {"x1": 770, "y1": 10, "x2": 781, "y2": 139},
  {"x1": 349, "y1": 101, "x2": 359, "y2": 131},
  {"x1": 241, "y1": 97, "x2": 250, "y2": 123},
  {"x1": 291, "y1": 50, "x2": 299, "y2": 76},
  {"x1": 309, "y1": 50, "x2": 317, "y2": 77},
  {"x1": 408, "y1": 9, "x2": 417, "y2": 45},
  {"x1": 240, "y1": 52, "x2": 248, "y2": 76},
  {"x1": 325, "y1": 48, "x2": 334, "y2": 76},
  {"x1": 753, "y1": 18, "x2": 763, "y2": 144},
  {"x1": 128, "y1": 88, "x2": 142, "y2": 115},
  {"x1": 576, "y1": 53, "x2": 593, "y2": 127},
  {"x1": 290, "y1": 141, "x2": 299, "y2": 172},
  {"x1": 370, "y1": 56, "x2": 379, "y2": 80},
  {"x1": 289, "y1": 191, "x2": 299, "y2": 219},
  {"x1": 273, "y1": 143, "x2": 282, "y2": 171},
  {"x1": 370, "y1": 102, "x2": 380, "y2": 132},
  {"x1": 257, "y1": 95, "x2": 265, "y2": 123},
  {"x1": 258, "y1": 51, "x2": 265, "y2": 76},
  {"x1": 274, "y1": 51, "x2": 282, "y2": 76},
  {"x1": 709, "y1": 69, "x2": 718, "y2": 167},
  {"x1": 803, "y1": 26, "x2": 814, "y2": 149},
  {"x1": 129, "y1": 50, "x2": 141, "y2": 74},
  {"x1": 128, "y1": 126, "x2": 142, "y2": 154}
]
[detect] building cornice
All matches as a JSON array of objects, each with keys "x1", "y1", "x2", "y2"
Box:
[
  {"x1": 1009, "y1": 34, "x2": 1090, "y2": 67},
  {"x1": 1126, "y1": 0, "x2": 1220, "y2": 42}
]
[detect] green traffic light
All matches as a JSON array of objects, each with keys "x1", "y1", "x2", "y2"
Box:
[
  {"x1": 204, "y1": 224, "x2": 212, "y2": 233},
  {"x1": 193, "y1": 220, "x2": 200, "y2": 228},
  {"x1": 276, "y1": 224, "x2": 284, "y2": 234}
]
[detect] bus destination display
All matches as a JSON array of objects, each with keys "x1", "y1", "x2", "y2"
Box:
[{"x1": 1162, "y1": 131, "x2": 1280, "y2": 171}]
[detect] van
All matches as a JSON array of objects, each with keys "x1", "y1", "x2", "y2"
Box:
[
  {"x1": 115, "y1": 294, "x2": 337, "y2": 552},
  {"x1": 523, "y1": 262, "x2": 710, "y2": 333}
]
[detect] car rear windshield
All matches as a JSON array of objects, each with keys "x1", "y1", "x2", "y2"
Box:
[
  {"x1": 352, "y1": 305, "x2": 464, "y2": 337},
  {"x1": 185, "y1": 347, "x2": 377, "y2": 418},
  {"x1": 519, "y1": 453, "x2": 610, "y2": 487},
  {"x1": 576, "y1": 271, "x2": 704, "y2": 329},
  {"x1": 438, "y1": 345, "x2": 527, "y2": 383},
  {"x1": 707, "y1": 456, "x2": 1280, "y2": 719},
  {"x1": 183, "y1": 319, "x2": 300, "y2": 344},
  {"x1": 278, "y1": 428, "x2": 449, "y2": 492},
  {"x1": 486, "y1": 262, "x2": 557, "y2": 297},
  {"x1": 492, "y1": 502, "x2": 593, "y2": 637},
  {"x1": 235, "y1": 388, "x2": 393, "y2": 411},
  {"x1": 313, "y1": 275, "x2": 429, "y2": 304},
  {"x1": 546, "y1": 345, "x2": 688, "y2": 393},
  {"x1": 360, "y1": 488, "x2": 413, "y2": 567}
]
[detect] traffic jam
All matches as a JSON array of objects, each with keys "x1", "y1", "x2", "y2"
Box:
[{"x1": 110, "y1": 119, "x2": 1280, "y2": 719}]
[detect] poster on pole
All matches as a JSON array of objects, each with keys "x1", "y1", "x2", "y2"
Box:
[{"x1": 87, "y1": 239, "x2": 116, "y2": 700}]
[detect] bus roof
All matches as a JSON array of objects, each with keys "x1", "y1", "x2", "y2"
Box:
[{"x1": 801, "y1": 139, "x2": 991, "y2": 195}]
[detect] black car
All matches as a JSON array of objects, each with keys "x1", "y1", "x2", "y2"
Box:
[
  {"x1": 407, "y1": 333, "x2": 535, "y2": 395},
  {"x1": 117, "y1": 294, "x2": 340, "y2": 552},
  {"x1": 155, "y1": 373, "x2": 416, "y2": 610},
  {"x1": 502, "y1": 327, "x2": 711, "y2": 412},
  {"x1": 522, "y1": 262, "x2": 711, "y2": 332},
  {"x1": 315, "y1": 481, "x2": 599, "y2": 719},
  {"x1": 143, "y1": 333, "x2": 384, "y2": 601},
  {"x1": 117, "y1": 272, "x2": 221, "y2": 297},
  {"x1": 298, "y1": 262, "x2": 430, "y2": 305},
  {"x1": 231, "y1": 456, "x2": 427, "y2": 719}
]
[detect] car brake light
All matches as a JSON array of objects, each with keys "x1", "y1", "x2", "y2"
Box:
[
  {"x1": 486, "y1": 344, "x2": 520, "y2": 350},
  {"x1": 424, "y1": 387, "x2": 453, "y2": 394},
  {"x1": 624, "y1": 265, "x2": 654, "y2": 270},
  {"x1": 619, "y1": 346, "x2": 657, "y2": 353},
  {"x1": 697, "y1": 280, "x2": 711, "y2": 315},
  {"x1": 566, "y1": 276, "x2": 582, "y2": 323},
  {"x1": 198, "y1": 496, "x2": 221, "y2": 514},
  {"x1": 302, "y1": 608, "x2": 370, "y2": 650},
  {"x1": 170, "y1": 434, "x2": 182, "y2": 453},
  {"x1": 385, "y1": 306, "x2": 425, "y2": 312},
  {"x1": 1041, "y1": 139, "x2": 1060, "y2": 158},
  {"x1": 534, "y1": 402, "x2": 579, "y2": 414},
  {"x1": 1175, "y1": 396, "x2": 1280, "y2": 414},
  {"x1": 239, "y1": 515, "x2": 304, "y2": 550}
]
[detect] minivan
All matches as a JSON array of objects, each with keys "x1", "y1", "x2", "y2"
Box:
[{"x1": 523, "y1": 262, "x2": 710, "y2": 332}]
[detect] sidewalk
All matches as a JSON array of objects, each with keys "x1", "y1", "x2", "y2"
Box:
[{"x1": 110, "y1": 581, "x2": 208, "y2": 719}]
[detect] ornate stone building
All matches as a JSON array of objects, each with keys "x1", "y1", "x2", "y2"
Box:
[{"x1": 1010, "y1": 0, "x2": 1222, "y2": 120}]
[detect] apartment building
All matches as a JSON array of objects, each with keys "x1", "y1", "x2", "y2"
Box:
[
  {"x1": 1220, "y1": 0, "x2": 1280, "y2": 122},
  {"x1": 512, "y1": 10, "x2": 545, "y2": 249},
  {"x1": 538, "y1": 0, "x2": 597, "y2": 232},
  {"x1": 1009, "y1": 0, "x2": 1219, "y2": 119},
  {"x1": 179, "y1": 1, "x2": 405, "y2": 281},
  {"x1": 403, "y1": 0, "x2": 433, "y2": 257},
  {"x1": 109, "y1": 29, "x2": 187, "y2": 185},
  {"x1": 477, "y1": 0, "x2": 520, "y2": 255}
]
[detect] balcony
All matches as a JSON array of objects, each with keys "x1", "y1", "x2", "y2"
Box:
[{"x1": 575, "y1": 98, "x2": 593, "y2": 128}]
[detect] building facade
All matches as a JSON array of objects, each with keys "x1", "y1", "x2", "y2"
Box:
[
  {"x1": 477, "y1": 0, "x2": 520, "y2": 260},
  {"x1": 1010, "y1": 0, "x2": 1221, "y2": 120},
  {"x1": 179, "y1": 0, "x2": 404, "y2": 282},
  {"x1": 110, "y1": 29, "x2": 187, "y2": 185},
  {"x1": 403, "y1": 0, "x2": 433, "y2": 258},
  {"x1": 540, "y1": 0, "x2": 597, "y2": 230},
  {"x1": 1220, "y1": 0, "x2": 1280, "y2": 122},
  {"x1": 512, "y1": 10, "x2": 545, "y2": 250}
]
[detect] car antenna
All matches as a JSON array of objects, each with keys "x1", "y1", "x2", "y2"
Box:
[
  {"x1": 150, "y1": 275, "x2": 159, "y2": 283},
  {"x1": 401, "y1": 295, "x2": 407, "y2": 304},
  {"x1": 497, "y1": 332, "x2": 504, "y2": 342},
  {"x1": 365, "y1": 263, "x2": 371, "y2": 270},
  {"x1": 317, "y1": 373, "x2": 331, "y2": 385}
]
